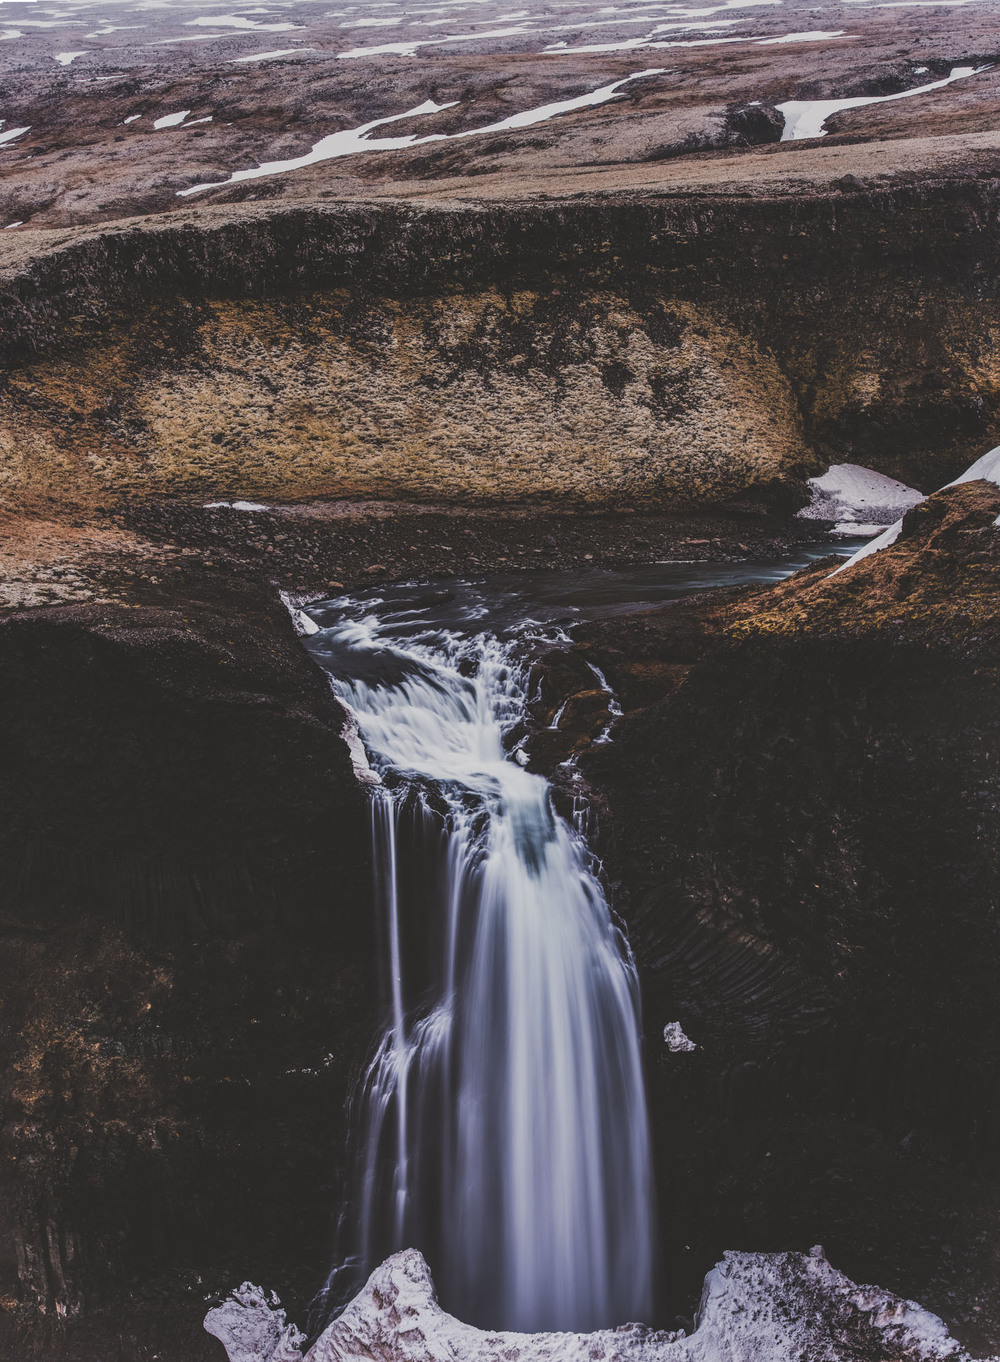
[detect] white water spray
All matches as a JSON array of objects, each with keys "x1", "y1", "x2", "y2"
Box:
[{"x1": 307, "y1": 605, "x2": 654, "y2": 1334}]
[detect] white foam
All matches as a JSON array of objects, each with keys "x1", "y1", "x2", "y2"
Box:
[
  {"x1": 778, "y1": 64, "x2": 988, "y2": 140},
  {"x1": 178, "y1": 70, "x2": 666, "y2": 195}
]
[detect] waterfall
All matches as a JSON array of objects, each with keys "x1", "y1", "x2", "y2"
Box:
[{"x1": 306, "y1": 598, "x2": 655, "y2": 1335}]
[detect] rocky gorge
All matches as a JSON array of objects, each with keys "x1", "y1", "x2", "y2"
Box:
[{"x1": 3, "y1": 6, "x2": 1000, "y2": 1359}]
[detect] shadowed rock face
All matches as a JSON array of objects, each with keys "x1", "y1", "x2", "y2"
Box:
[
  {"x1": 0, "y1": 567, "x2": 376, "y2": 1357},
  {"x1": 570, "y1": 480, "x2": 1000, "y2": 1355}
]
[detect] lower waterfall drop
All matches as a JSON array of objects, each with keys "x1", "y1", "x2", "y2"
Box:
[{"x1": 306, "y1": 592, "x2": 655, "y2": 1334}]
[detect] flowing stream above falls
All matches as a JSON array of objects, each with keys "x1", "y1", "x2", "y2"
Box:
[{"x1": 301, "y1": 542, "x2": 861, "y2": 1335}]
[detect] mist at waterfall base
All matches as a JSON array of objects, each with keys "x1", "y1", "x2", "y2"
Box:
[{"x1": 301, "y1": 545, "x2": 861, "y2": 1337}]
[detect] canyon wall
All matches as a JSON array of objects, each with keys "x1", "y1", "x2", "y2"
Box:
[
  {"x1": 574, "y1": 481, "x2": 1000, "y2": 1354},
  {"x1": 1, "y1": 183, "x2": 999, "y2": 513}
]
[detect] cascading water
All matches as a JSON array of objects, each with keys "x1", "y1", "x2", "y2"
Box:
[{"x1": 303, "y1": 588, "x2": 655, "y2": 1335}]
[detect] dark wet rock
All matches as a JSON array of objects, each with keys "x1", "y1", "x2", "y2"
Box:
[
  {"x1": 0, "y1": 565, "x2": 376, "y2": 1355},
  {"x1": 571, "y1": 480, "x2": 1000, "y2": 1354}
]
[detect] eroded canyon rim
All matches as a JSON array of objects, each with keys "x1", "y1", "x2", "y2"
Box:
[
  {"x1": 3, "y1": 181, "x2": 1000, "y2": 521},
  {"x1": 3, "y1": 64, "x2": 1000, "y2": 1362}
]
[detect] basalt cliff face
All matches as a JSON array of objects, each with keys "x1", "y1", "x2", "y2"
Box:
[
  {"x1": 565, "y1": 480, "x2": 1000, "y2": 1356},
  {"x1": 0, "y1": 566, "x2": 375, "y2": 1359},
  {"x1": 2, "y1": 181, "x2": 1000, "y2": 517},
  {"x1": 4, "y1": 174, "x2": 1000, "y2": 1362}
]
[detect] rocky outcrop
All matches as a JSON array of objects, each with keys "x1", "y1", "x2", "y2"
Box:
[
  {"x1": 572, "y1": 477, "x2": 1000, "y2": 1352},
  {"x1": 204, "y1": 1246, "x2": 978, "y2": 1362},
  {"x1": 2, "y1": 181, "x2": 1000, "y2": 515}
]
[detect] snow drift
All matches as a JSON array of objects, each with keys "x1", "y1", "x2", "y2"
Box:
[
  {"x1": 797, "y1": 462, "x2": 924, "y2": 535},
  {"x1": 833, "y1": 443, "x2": 1000, "y2": 575}
]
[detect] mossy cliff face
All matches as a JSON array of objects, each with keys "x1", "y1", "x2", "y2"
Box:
[
  {"x1": 1, "y1": 183, "x2": 1000, "y2": 514},
  {"x1": 0, "y1": 290, "x2": 803, "y2": 513},
  {"x1": 572, "y1": 481, "x2": 1000, "y2": 1355}
]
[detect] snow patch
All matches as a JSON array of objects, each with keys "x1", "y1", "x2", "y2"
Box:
[
  {"x1": 0, "y1": 121, "x2": 30, "y2": 145},
  {"x1": 279, "y1": 589, "x2": 322, "y2": 637},
  {"x1": 184, "y1": 12, "x2": 301, "y2": 27},
  {"x1": 178, "y1": 70, "x2": 665, "y2": 195},
  {"x1": 778, "y1": 63, "x2": 988, "y2": 140},
  {"x1": 277, "y1": 591, "x2": 380, "y2": 785},
  {"x1": 153, "y1": 109, "x2": 191, "y2": 128},
  {"x1": 832, "y1": 443, "x2": 1000, "y2": 575},
  {"x1": 53, "y1": 47, "x2": 86, "y2": 61},
  {"x1": 205, "y1": 1246, "x2": 978, "y2": 1362},
  {"x1": 204, "y1": 499, "x2": 269, "y2": 510},
  {"x1": 758, "y1": 28, "x2": 848, "y2": 41},
  {"x1": 232, "y1": 46, "x2": 316, "y2": 58},
  {"x1": 797, "y1": 462, "x2": 924, "y2": 533},
  {"x1": 338, "y1": 701, "x2": 382, "y2": 785},
  {"x1": 664, "y1": 1020, "x2": 697, "y2": 1051},
  {"x1": 204, "y1": 1282, "x2": 304, "y2": 1362}
]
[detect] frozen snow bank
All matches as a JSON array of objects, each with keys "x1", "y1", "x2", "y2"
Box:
[
  {"x1": 205, "y1": 1282, "x2": 305, "y2": 1362},
  {"x1": 154, "y1": 110, "x2": 192, "y2": 129},
  {"x1": 277, "y1": 591, "x2": 380, "y2": 785},
  {"x1": 798, "y1": 463, "x2": 924, "y2": 536},
  {"x1": 833, "y1": 443, "x2": 1000, "y2": 575},
  {"x1": 205, "y1": 1246, "x2": 979, "y2": 1362}
]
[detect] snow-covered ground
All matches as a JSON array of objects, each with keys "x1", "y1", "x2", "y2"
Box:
[
  {"x1": 205, "y1": 1246, "x2": 984, "y2": 1362},
  {"x1": 177, "y1": 69, "x2": 666, "y2": 194},
  {"x1": 833, "y1": 443, "x2": 1000, "y2": 575},
  {"x1": 797, "y1": 461, "x2": 924, "y2": 535}
]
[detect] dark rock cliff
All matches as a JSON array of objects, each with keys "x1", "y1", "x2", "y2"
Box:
[
  {"x1": 576, "y1": 481, "x2": 1000, "y2": 1354},
  {"x1": 0, "y1": 567, "x2": 375, "y2": 1358}
]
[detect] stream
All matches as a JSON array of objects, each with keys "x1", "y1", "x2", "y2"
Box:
[{"x1": 300, "y1": 540, "x2": 862, "y2": 1334}]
